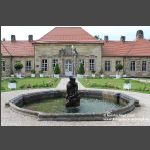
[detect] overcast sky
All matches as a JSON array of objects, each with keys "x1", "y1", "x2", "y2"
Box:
[{"x1": 1, "y1": 26, "x2": 150, "y2": 41}]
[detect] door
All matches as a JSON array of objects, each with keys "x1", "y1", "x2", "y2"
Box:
[{"x1": 65, "y1": 59, "x2": 73, "y2": 76}]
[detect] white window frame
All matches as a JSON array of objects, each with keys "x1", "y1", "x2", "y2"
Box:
[
  {"x1": 89, "y1": 59, "x2": 95, "y2": 71},
  {"x1": 41, "y1": 59, "x2": 48, "y2": 71},
  {"x1": 142, "y1": 61, "x2": 147, "y2": 71},
  {"x1": 25, "y1": 61, "x2": 32, "y2": 71},
  {"x1": 105, "y1": 61, "x2": 111, "y2": 71},
  {"x1": 2, "y1": 60, "x2": 5, "y2": 71},
  {"x1": 130, "y1": 61, "x2": 135, "y2": 71}
]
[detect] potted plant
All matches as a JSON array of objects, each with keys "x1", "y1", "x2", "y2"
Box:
[
  {"x1": 123, "y1": 79, "x2": 131, "y2": 90},
  {"x1": 99, "y1": 69, "x2": 104, "y2": 78},
  {"x1": 39, "y1": 70, "x2": 44, "y2": 77},
  {"x1": 14, "y1": 62, "x2": 23, "y2": 78},
  {"x1": 31, "y1": 69, "x2": 36, "y2": 77},
  {"x1": 91, "y1": 70, "x2": 96, "y2": 77},
  {"x1": 122, "y1": 69, "x2": 127, "y2": 78},
  {"x1": 8, "y1": 78, "x2": 17, "y2": 90},
  {"x1": 77, "y1": 63, "x2": 85, "y2": 78},
  {"x1": 115, "y1": 63, "x2": 123, "y2": 79},
  {"x1": 54, "y1": 64, "x2": 60, "y2": 78}
]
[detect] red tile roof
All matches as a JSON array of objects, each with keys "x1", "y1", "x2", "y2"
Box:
[
  {"x1": 102, "y1": 39, "x2": 150, "y2": 57},
  {"x1": 1, "y1": 43, "x2": 11, "y2": 56},
  {"x1": 35, "y1": 27, "x2": 102, "y2": 44},
  {"x1": 1, "y1": 41, "x2": 34, "y2": 57},
  {"x1": 1, "y1": 27, "x2": 150, "y2": 57}
]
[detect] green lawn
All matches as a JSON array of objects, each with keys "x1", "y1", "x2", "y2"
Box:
[
  {"x1": 1, "y1": 77, "x2": 60, "y2": 92},
  {"x1": 79, "y1": 78, "x2": 150, "y2": 94}
]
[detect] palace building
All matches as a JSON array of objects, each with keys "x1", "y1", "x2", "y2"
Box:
[{"x1": 1, "y1": 27, "x2": 150, "y2": 77}]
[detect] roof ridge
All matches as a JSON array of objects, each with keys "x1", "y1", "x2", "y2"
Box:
[{"x1": 37, "y1": 27, "x2": 56, "y2": 41}]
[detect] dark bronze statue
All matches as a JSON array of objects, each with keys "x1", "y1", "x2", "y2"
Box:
[{"x1": 66, "y1": 76, "x2": 80, "y2": 107}]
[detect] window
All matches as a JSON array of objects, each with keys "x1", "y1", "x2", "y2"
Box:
[
  {"x1": 52, "y1": 59, "x2": 58, "y2": 70},
  {"x1": 2, "y1": 61, "x2": 5, "y2": 71},
  {"x1": 116, "y1": 61, "x2": 121, "y2": 71},
  {"x1": 89, "y1": 59, "x2": 95, "y2": 71},
  {"x1": 105, "y1": 61, "x2": 111, "y2": 71},
  {"x1": 25, "y1": 61, "x2": 32, "y2": 71},
  {"x1": 130, "y1": 61, "x2": 135, "y2": 71},
  {"x1": 79, "y1": 59, "x2": 84, "y2": 66},
  {"x1": 142, "y1": 61, "x2": 147, "y2": 71},
  {"x1": 41, "y1": 59, "x2": 48, "y2": 71}
]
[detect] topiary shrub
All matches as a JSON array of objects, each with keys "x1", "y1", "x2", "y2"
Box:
[
  {"x1": 8, "y1": 78, "x2": 17, "y2": 83},
  {"x1": 14, "y1": 62, "x2": 23, "y2": 73},
  {"x1": 31, "y1": 69, "x2": 36, "y2": 74},
  {"x1": 77, "y1": 63, "x2": 85, "y2": 75},
  {"x1": 54, "y1": 64, "x2": 60, "y2": 74},
  {"x1": 91, "y1": 70, "x2": 96, "y2": 74},
  {"x1": 115, "y1": 63, "x2": 123, "y2": 75},
  {"x1": 124, "y1": 79, "x2": 130, "y2": 84}
]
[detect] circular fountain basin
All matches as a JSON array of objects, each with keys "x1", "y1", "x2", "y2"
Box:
[{"x1": 6, "y1": 90, "x2": 139, "y2": 121}]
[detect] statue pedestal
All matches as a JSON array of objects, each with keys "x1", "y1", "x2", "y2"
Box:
[{"x1": 66, "y1": 97, "x2": 80, "y2": 107}]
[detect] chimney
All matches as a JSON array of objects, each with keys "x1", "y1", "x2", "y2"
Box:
[
  {"x1": 104, "y1": 36, "x2": 109, "y2": 42},
  {"x1": 120, "y1": 36, "x2": 126, "y2": 42},
  {"x1": 136, "y1": 30, "x2": 144, "y2": 39},
  {"x1": 28, "y1": 35, "x2": 33, "y2": 42},
  {"x1": 11, "y1": 35, "x2": 16, "y2": 42}
]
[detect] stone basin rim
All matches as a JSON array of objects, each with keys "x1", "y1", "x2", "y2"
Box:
[{"x1": 6, "y1": 89, "x2": 140, "y2": 121}]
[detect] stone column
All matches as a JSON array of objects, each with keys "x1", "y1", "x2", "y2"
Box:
[
  {"x1": 85, "y1": 57, "x2": 89, "y2": 75},
  {"x1": 49, "y1": 57, "x2": 52, "y2": 75},
  {"x1": 61, "y1": 58, "x2": 64, "y2": 76}
]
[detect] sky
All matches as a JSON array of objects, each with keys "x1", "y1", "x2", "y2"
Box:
[{"x1": 1, "y1": 26, "x2": 150, "y2": 41}]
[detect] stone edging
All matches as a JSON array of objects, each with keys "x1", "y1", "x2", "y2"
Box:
[{"x1": 5, "y1": 90, "x2": 140, "y2": 121}]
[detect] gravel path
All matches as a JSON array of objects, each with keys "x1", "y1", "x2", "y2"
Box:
[
  {"x1": 1, "y1": 78, "x2": 150, "y2": 126},
  {"x1": 130, "y1": 78, "x2": 150, "y2": 83}
]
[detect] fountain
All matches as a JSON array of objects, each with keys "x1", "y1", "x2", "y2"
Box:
[{"x1": 5, "y1": 77, "x2": 140, "y2": 121}]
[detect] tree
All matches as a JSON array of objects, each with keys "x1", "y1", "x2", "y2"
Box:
[
  {"x1": 14, "y1": 61, "x2": 23, "y2": 73},
  {"x1": 77, "y1": 63, "x2": 85, "y2": 75},
  {"x1": 115, "y1": 63, "x2": 123, "y2": 74},
  {"x1": 54, "y1": 64, "x2": 61, "y2": 74}
]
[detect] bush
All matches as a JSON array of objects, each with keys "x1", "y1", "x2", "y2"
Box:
[
  {"x1": 115, "y1": 64, "x2": 123, "y2": 74},
  {"x1": 8, "y1": 78, "x2": 17, "y2": 83},
  {"x1": 91, "y1": 70, "x2": 96, "y2": 74},
  {"x1": 26, "y1": 84, "x2": 32, "y2": 88},
  {"x1": 54, "y1": 64, "x2": 60, "y2": 74},
  {"x1": 39, "y1": 70, "x2": 44, "y2": 74},
  {"x1": 77, "y1": 63, "x2": 85, "y2": 75},
  {"x1": 32, "y1": 84, "x2": 39, "y2": 88},
  {"x1": 14, "y1": 62, "x2": 23, "y2": 72},
  {"x1": 19, "y1": 84, "x2": 26, "y2": 89},
  {"x1": 124, "y1": 79, "x2": 130, "y2": 84},
  {"x1": 1, "y1": 87, "x2": 5, "y2": 90},
  {"x1": 31, "y1": 69, "x2": 36, "y2": 74}
]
